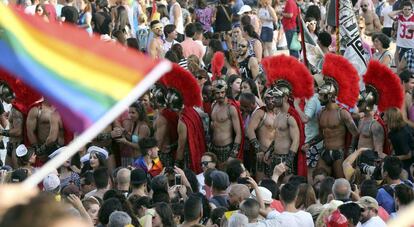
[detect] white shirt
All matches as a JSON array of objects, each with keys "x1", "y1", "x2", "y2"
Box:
[
  {"x1": 396, "y1": 14, "x2": 414, "y2": 48},
  {"x1": 24, "y1": 5, "x2": 36, "y2": 15},
  {"x1": 169, "y1": 2, "x2": 184, "y2": 35},
  {"x1": 163, "y1": 39, "x2": 178, "y2": 53},
  {"x1": 251, "y1": 210, "x2": 314, "y2": 227},
  {"x1": 380, "y1": 4, "x2": 393, "y2": 28},
  {"x1": 196, "y1": 173, "x2": 206, "y2": 195},
  {"x1": 361, "y1": 216, "x2": 387, "y2": 227},
  {"x1": 258, "y1": 7, "x2": 274, "y2": 29}
]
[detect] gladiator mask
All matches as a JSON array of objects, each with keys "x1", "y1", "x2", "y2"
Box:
[
  {"x1": 264, "y1": 88, "x2": 277, "y2": 109},
  {"x1": 357, "y1": 85, "x2": 378, "y2": 113},
  {"x1": 273, "y1": 80, "x2": 292, "y2": 107},
  {"x1": 212, "y1": 79, "x2": 228, "y2": 93},
  {"x1": 318, "y1": 78, "x2": 338, "y2": 106},
  {"x1": 0, "y1": 82, "x2": 15, "y2": 103},
  {"x1": 151, "y1": 85, "x2": 167, "y2": 108},
  {"x1": 165, "y1": 88, "x2": 184, "y2": 112}
]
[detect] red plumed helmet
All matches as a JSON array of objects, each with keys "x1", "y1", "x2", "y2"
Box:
[
  {"x1": 363, "y1": 60, "x2": 404, "y2": 112},
  {"x1": 262, "y1": 55, "x2": 314, "y2": 99},
  {"x1": 211, "y1": 51, "x2": 225, "y2": 81},
  {"x1": 161, "y1": 64, "x2": 202, "y2": 107},
  {"x1": 322, "y1": 54, "x2": 360, "y2": 107},
  {"x1": 0, "y1": 68, "x2": 42, "y2": 114}
]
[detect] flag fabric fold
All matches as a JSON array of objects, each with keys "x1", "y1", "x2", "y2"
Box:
[{"x1": 0, "y1": 4, "x2": 169, "y2": 133}]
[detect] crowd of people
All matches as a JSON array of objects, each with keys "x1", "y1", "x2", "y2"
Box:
[{"x1": 1, "y1": 0, "x2": 414, "y2": 226}]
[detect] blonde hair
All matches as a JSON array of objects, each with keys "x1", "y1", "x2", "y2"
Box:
[{"x1": 385, "y1": 107, "x2": 406, "y2": 130}]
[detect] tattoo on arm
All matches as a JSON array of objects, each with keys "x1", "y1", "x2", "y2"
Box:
[
  {"x1": 342, "y1": 109, "x2": 359, "y2": 137},
  {"x1": 372, "y1": 122, "x2": 384, "y2": 153}
]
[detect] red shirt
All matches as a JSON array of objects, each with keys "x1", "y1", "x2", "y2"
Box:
[
  {"x1": 44, "y1": 4, "x2": 57, "y2": 22},
  {"x1": 281, "y1": 0, "x2": 298, "y2": 31}
]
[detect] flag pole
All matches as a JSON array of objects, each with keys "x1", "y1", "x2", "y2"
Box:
[{"x1": 22, "y1": 60, "x2": 171, "y2": 188}]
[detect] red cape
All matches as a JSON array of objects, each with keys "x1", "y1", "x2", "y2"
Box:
[
  {"x1": 228, "y1": 99, "x2": 245, "y2": 160},
  {"x1": 181, "y1": 107, "x2": 206, "y2": 174},
  {"x1": 288, "y1": 106, "x2": 307, "y2": 177},
  {"x1": 202, "y1": 101, "x2": 212, "y2": 117},
  {"x1": 374, "y1": 112, "x2": 391, "y2": 155}
]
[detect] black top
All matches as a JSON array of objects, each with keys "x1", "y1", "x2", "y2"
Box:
[
  {"x1": 214, "y1": 4, "x2": 232, "y2": 32},
  {"x1": 388, "y1": 124, "x2": 414, "y2": 169},
  {"x1": 238, "y1": 55, "x2": 253, "y2": 79},
  {"x1": 61, "y1": 6, "x2": 79, "y2": 24},
  {"x1": 93, "y1": 11, "x2": 112, "y2": 35}
]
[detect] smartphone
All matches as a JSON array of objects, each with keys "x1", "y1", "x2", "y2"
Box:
[
  {"x1": 175, "y1": 174, "x2": 182, "y2": 185},
  {"x1": 237, "y1": 177, "x2": 249, "y2": 185}
]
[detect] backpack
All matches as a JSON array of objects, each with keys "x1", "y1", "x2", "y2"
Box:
[{"x1": 136, "y1": 27, "x2": 149, "y2": 52}]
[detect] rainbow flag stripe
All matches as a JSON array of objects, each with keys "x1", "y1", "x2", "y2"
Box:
[{"x1": 0, "y1": 4, "x2": 165, "y2": 132}]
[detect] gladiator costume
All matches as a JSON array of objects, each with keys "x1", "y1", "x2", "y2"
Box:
[{"x1": 261, "y1": 55, "x2": 314, "y2": 177}]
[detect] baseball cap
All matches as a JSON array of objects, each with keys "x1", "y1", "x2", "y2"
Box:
[
  {"x1": 238, "y1": 5, "x2": 252, "y2": 15},
  {"x1": 251, "y1": 186, "x2": 273, "y2": 204},
  {"x1": 11, "y1": 168, "x2": 29, "y2": 183},
  {"x1": 210, "y1": 170, "x2": 229, "y2": 190},
  {"x1": 357, "y1": 196, "x2": 379, "y2": 210},
  {"x1": 43, "y1": 173, "x2": 61, "y2": 192},
  {"x1": 130, "y1": 168, "x2": 147, "y2": 185}
]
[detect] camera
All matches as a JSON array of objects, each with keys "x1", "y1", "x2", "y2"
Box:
[
  {"x1": 175, "y1": 174, "x2": 182, "y2": 185},
  {"x1": 359, "y1": 163, "x2": 376, "y2": 176},
  {"x1": 237, "y1": 177, "x2": 249, "y2": 185},
  {"x1": 165, "y1": 167, "x2": 175, "y2": 174}
]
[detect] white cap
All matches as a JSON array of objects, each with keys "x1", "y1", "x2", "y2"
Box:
[
  {"x1": 238, "y1": 5, "x2": 252, "y2": 15},
  {"x1": 251, "y1": 186, "x2": 273, "y2": 204},
  {"x1": 16, "y1": 144, "x2": 28, "y2": 158},
  {"x1": 43, "y1": 173, "x2": 60, "y2": 191},
  {"x1": 48, "y1": 146, "x2": 66, "y2": 159},
  {"x1": 81, "y1": 146, "x2": 109, "y2": 163},
  {"x1": 87, "y1": 146, "x2": 109, "y2": 159}
]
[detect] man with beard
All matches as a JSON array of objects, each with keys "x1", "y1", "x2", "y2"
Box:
[
  {"x1": 247, "y1": 89, "x2": 276, "y2": 181},
  {"x1": 210, "y1": 79, "x2": 243, "y2": 169},
  {"x1": 356, "y1": 61, "x2": 404, "y2": 158},
  {"x1": 305, "y1": 54, "x2": 360, "y2": 178},
  {"x1": 152, "y1": 84, "x2": 178, "y2": 168},
  {"x1": 360, "y1": 0, "x2": 382, "y2": 35},
  {"x1": 26, "y1": 99, "x2": 65, "y2": 164},
  {"x1": 237, "y1": 38, "x2": 260, "y2": 80},
  {"x1": 262, "y1": 55, "x2": 314, "y2": 177},
  {"x1": 148, "y1": 20, "x2": 165, "y2": 59}
]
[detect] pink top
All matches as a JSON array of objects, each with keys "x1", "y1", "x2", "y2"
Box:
[{"x1": 181, "y1": 38, "x2": 204, "y2": 59}]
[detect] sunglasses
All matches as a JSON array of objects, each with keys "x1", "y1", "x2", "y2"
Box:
[
  {"x1": 197, "y1": 76, "x2": 206, "y2": 80},
  {"x1": 362, "y1": 4, "x2": 368, "y2": 7},
  {"x1": 308, "y1": 21, "x2": 317, "y2": 25},
  {"x1": 238, "y1": 44, "x2": 247, "y2": 48},
  {"x1": 36, "y1": 9, "x2": 42, "y2": 12},
  {"x1": 201, "y1": 161, "x2": 213, "y2": 166}
]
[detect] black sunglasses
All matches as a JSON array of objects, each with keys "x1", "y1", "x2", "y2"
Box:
[{"x1": 201, "y1": 161, "x2": 213, "y2": 166}]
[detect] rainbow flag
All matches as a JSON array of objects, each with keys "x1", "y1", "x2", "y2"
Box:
[{"x1": 0, "y1": 4, "x2": 170, "y2": 132}]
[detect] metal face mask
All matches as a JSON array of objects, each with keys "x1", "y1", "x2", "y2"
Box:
[
  {"x1": 273, "y1": 87, "x2": 285, "y2": 107},
  {"x1": 357, "y1": 86, "x2": 377, "y2": 113},
  {"x1": 165, "y1": 89, "x2": 184, "y2": 112},
  {"x1": 151, "y1": 85, "x2": 167, "y2": 108},
  {"x1": 318, "y1": 82, "x2": 337, "y2": 106}
]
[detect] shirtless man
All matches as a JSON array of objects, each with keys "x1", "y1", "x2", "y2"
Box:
[
  {"x1": 148, "y1": 20, "x2": 164, "y2": 59},
  {"x1": 264, "y1": 87, "x2": 300, "y2": 176},
  {"x1": 0, "y1": 82, "x2": 23, "y2": 168},
  {"x1": 26, "y1": 99, "x2": 65, "y2": 163},
  {"x1": 210, "y1": 79, "x2": 242, "y2": 169},
  {"x1": 360, "y1": 0, "x2": 382, "y2": 35},
  {"x1": 152, "y1": 85, "x2": 178, "y2": 168},
  {"x1": 307, "y1": 81, "x2": 359, "y2": 178},
  {"x1": 356, "y1": 97, "x2": 385, "y2": 158},
  {"x1": 399, "y1": 70, "x2": 414, "y2": 128},
  {"x1": 247, "y1": 89, "x2": 276, "y2": 181}
]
